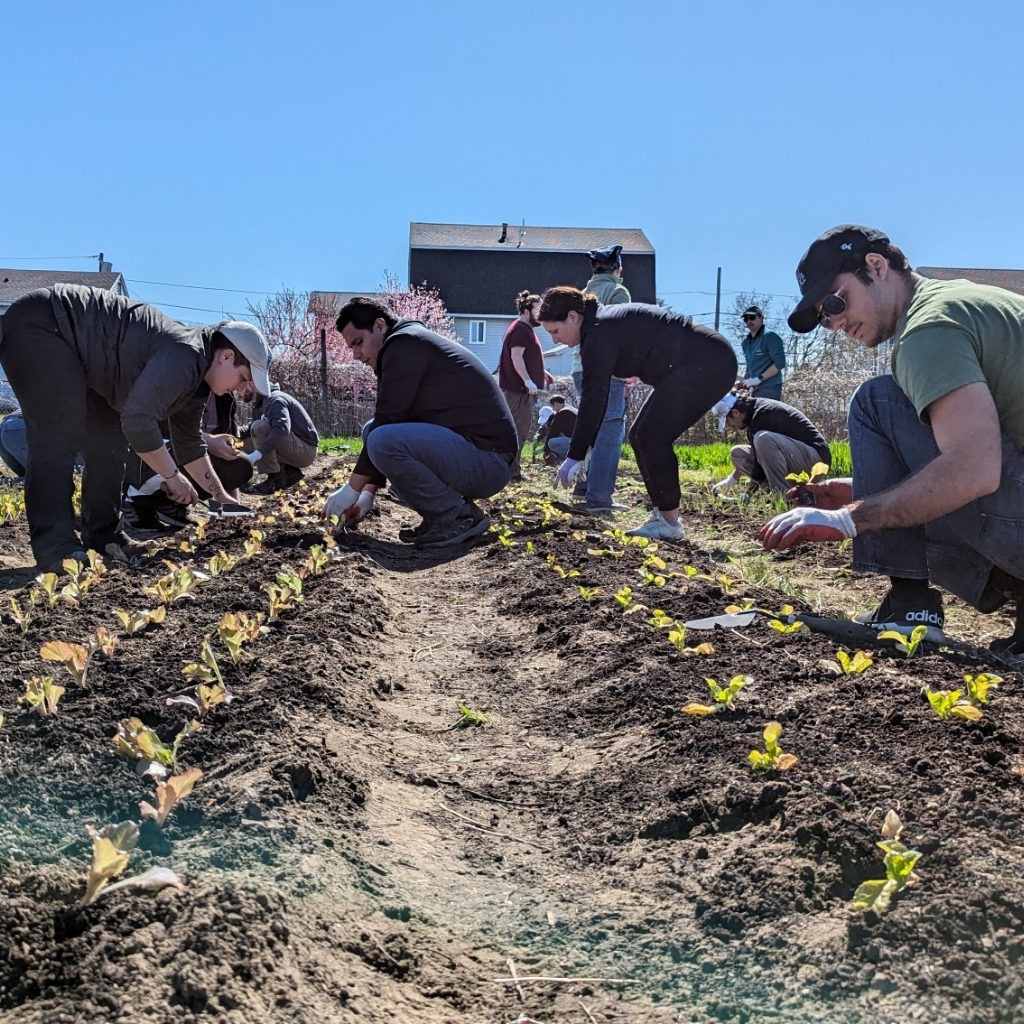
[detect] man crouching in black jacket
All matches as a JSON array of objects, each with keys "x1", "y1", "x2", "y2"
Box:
[
  {"x1": 713, "y1": 393, "x2": 831, "y2": 496},
  {"x1": 323, "y1": 297, "x2": 517, "y2": 548}
]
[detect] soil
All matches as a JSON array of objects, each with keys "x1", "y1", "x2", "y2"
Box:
[{"x1": 1, "y1": 458, "x2": 1023, "y2": 1024}]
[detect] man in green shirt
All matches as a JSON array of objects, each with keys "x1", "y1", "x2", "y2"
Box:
[
  {"x1": 739, "y1": 305, "x2": 786, "y2": 400},
  {"x1": 758, "y1": 224, "x2": 1024, "y2": 654}
]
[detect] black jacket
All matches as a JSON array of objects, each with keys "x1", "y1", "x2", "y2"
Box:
[
  {"x1": 47, "y1": 285, "x2": 215, "y2": 463},
  {"x1": 541, "y1": 406, "x2": 577, "y2": 442},
  {"x1": 743, "y1": 398, "x2": 831, "y2": 482},
  {"x1": 353, "y1": 319, "x2": 517, "y2": 485},
  {"x1": 570, "y1": 303, "x2": 734, "y2": 461}
]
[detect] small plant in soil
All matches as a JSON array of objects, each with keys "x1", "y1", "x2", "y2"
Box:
[
  {"x1": 114, "y1": 606, "x2": 167, "y2": 636},
  {"x1": 925, "y1": 687, "x2": 983, "y2": 721},
  {"x1": 587, "y1": 546, "x2": 624, "y2": 558},
  {"x1": 551, "y1": 564, "x2": 580, "y2": 580},
  {"x1": 786, "y1": 461, "x2": 830, "y2": 504},
  {"x1": 276, "y1": 566, "x2": 305, "y2": 597},
  {"x1": 304, "y1": 545, "x2": 331, "y2": 576},
  {"x1": 683, "y1": 675, "x2": 749, "y2": 715},
  {"x1": 207, "y1": 550, "x2": 240, "y2": 576},
  {"x1": 666, "y1": 623, "x2": 714, "y2": 656},
  {"x1": 768, "y1": 605, "x2": 805, "y2": 633},
  {"x1": 40, "y1": 639, "x2": 91, "y2": 688},
  {"x1": 60, "y1": 557, "x2": 102, "y2": 605},
  {"x1": 9, "y1": 595, "x2": 34, "y2": 634},
  {"x1": 140, "y1": 767, "x2": 203, "y2": 826},
  {"x1": 615, "y1": 586, "x2": 635, "y2": 608},
  {"x1": 879, "y1": 624, "x2": 928, "y2": 658},
  {"x1": 578, "y1": 586, "x2": 603, "y2": 602},
  {"x1": 964, "y1": 673, "x2": 1001, "y2": 706},
  {"x1": 0, "y1": 491, "x2": 25, "y2": 523},
  {"x1": 84, "y1": 821, "x2": 139, "y2": 904},
  {"x1": 242, "y1": 529, "x2": 265, "y2": 559},
  {"x1": 218, "y1": 611, "x2": 266, "y2": 663},
  {"x1": 114, "y1": 717, "x2": 200, "y2": 778},
  {"x1": 182, "y1": 636, "x2": 226, "y2": 687},
  {"x1": 853, "y1": 810, "x2": 922, "y2": 914},
  {"x1": 144, "y1": 562, "x2": 208, "y2": 604},
  {"x1": 748, "y1": 722, "x2": 798, "y2": 772},
  {"x1": 456, "y1": 702, "x2": 489, "y2": 726},
  {"x1": 34, "y1": 572, "x2": 60, "y2": 607},
  {"x1": 167, "y1": 683, "x2": 233, "y2": 719},
  {"x1": 823, "y1": 649, "x2": 874, "y2": 675},
  {"x1": 491, "y1": 525, "x2": 517, "y2": 547},
  {"x1": 19, "y1": 676, "x2": 64, "y2": 716},
  {"x1": 264, "y1": 583, "x2": 300, "y2": 621}
]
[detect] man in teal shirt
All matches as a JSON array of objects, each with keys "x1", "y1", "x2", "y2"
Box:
[
  {"x1": 759, "y1": 224, "x2": 1024, "y2": 656},
  {"x1": 739, "y1": 305, "x2": 786, "y2": 400}
]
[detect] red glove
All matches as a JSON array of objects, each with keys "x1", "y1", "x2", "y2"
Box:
[{"x1": 759, "y1": 506, "x2": 857, "y2": 550}]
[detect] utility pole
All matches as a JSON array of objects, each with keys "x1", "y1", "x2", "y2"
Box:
[
  {"x1": 714, "y1": 267, "x2": 722, "y2": 331},
  {"x1": 320, "y1": 328, "x2": 331, "y2": 436}
]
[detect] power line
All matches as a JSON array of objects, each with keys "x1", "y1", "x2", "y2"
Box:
[{"x1": 126, "y1": 278, "x2": 279, "y2": 296}]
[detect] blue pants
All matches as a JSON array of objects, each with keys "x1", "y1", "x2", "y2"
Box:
[
  {"x1": 850, "y1": 374, "x2": 1024, "y2": 608},
  {"x1": 0, "y1": 414, "x2": 27, "y2": 477},
  {"x1": 547, "y1": 435, "x2": 571, "y2": 459},
  {"x1": 571, "y1": 371, "x2": 625, "y2": 507},
  {"x1": 364, "y1": 421, "x2": 511, "y2": 525}
]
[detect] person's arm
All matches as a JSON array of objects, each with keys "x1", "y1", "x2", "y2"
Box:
[
  {"x1": 510, "y1": 348, "x2": 538, "y2": 392},
  {"x1": 120, "y1": 347, "x2": 204, "y2": 458},
  {"x1": 183, "y1": 454, "x2": 237, "y2": 504},
  {"x1": 137, "y1": 447, "x2": 198, "y2": 504},
  {"x1": 760, "y1": 383, "x2": 1001, "y2": 548}
]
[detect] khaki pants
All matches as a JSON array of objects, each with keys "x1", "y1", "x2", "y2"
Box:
[
  {"x1": 730, "y1": 431, "x2": 821, "y2": 493},
  {"x1": 246, "y1": 419, "x2": 318, "y2": 475},
  {"x1": 502, "y1": 389, "x2": 535, "y2": 478}
]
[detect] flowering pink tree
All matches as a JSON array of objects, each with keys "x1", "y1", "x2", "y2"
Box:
[{"x1": 376, "y1": 272, "x2": 459, "y2": 341}]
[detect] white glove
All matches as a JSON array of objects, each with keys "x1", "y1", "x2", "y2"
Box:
[
  {"x1": 758, "y1": 506, "x2": 857, "y2": 550},
  {"x1": 523, "y1": 379, "x2": 539, "y2": 395},
  {"x1": 246, "y1": 449, "x2": 263, "y2": 464},
  {"x1": 554, "y1": 458, "x2": 582, "y2": 488},
  {"x1": 742, "y1": 377, "x2": 761, "y2": 387},
  {"x1": 712, "y1": 473, "x2": 741, "y2": 495},
  {"x1": 351, "y1": 490, "x2": 375, "y2": 522},
  {"x1": 324, "y1": 483, "x2": 361, "y2": 520}
]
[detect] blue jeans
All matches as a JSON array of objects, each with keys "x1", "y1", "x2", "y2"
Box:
[
  {"x1": 752, "y1": 378, "x2": 783, "y2": 401},
  {"x1": 547, "y1": 435, "x2": 571, "y2": 459},
  {"x1": 0, "y1": 414, "x2": 27, "y2": 477},
  {"x1": 571, "y1": 371, "x2": 625, "y2": 506},
  {"x1": 849, "y1": 374, "x2": 1024, "y2": 608},
  {"x1": 364, "y1": 421, "x2": 511, "y2": 525}
]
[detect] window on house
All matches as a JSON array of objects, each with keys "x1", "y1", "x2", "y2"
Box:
[{"x1": 468, "y1": 320, "x2": 486, "y2": 345}]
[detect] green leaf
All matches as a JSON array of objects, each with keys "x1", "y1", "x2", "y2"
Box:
[{"x1": 853, "y1": 878, "x2": 895, "y2": 913}]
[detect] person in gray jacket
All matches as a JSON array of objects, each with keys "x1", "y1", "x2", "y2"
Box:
[
  {"x1": 0, "y1": 285, "x2": 271, "y2": 570},
  {"x1": 242, "y1": 385, "x2": 320, "y2": 492}
]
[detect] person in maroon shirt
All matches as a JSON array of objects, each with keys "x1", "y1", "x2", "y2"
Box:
[{"x1": 498, "y1": 290, "x2": 551, "y2": 480}]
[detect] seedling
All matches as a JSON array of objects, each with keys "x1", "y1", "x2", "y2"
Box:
[
  {"x1": 113, "y1": 717, "x2": 200, "y2": 778},
  {"x1": 785, "y1": 461, "x2": 830, "y2": 486},
  {"x1": 276, "y1": 566, "x2": 304, "y2": 598},
  {"x1": 665, "y1": 623, "x2": 714, "y2": 656},
  {"x1": 304, "y1": 545, "x2": 331, "y2": 577},
  {"x1": 768, "y1": 618, "x2": 805, "y2": 634},
  {"x1": 649, "y1": 608, "x2": 673, "y2": 629},
  {"x1": 852, "y1": 810, "x2": 922, "y2": 914},
  {"x1": 456, "y1": 702, "x2": 489, "y2": 726},
  {"x1": 615, "y1": 586, "x2": 635, "y2": 608},
  {"x1": 140, "y1": 767, "x2": 203, "y2": 827},
  {"x1": 964, "y1": 673, "x2": 1001, "y2": 706},
  {"x1": 551, "y1": 565, "x2": 580, "y2": 579},
  {"x1": 925, "y1": 687, "x2": 982, "y2": 721},
  {"x1": 207, "y1": 551, "x2": 239, "y2": 577},
  {"x1": 823, "y1": 649, "x2": 874, "y2": 675},
  {"x1": 637, "y1": 570, "x2": 667, "y2": 587},
  {"x1": 171, "y1": 719, "x2": 201, "y2": 764},
  {"x1": 217, "y1": 611, "x2": 265, "y2": 663},
  {"x1": 193, "y1": 519, "x2": 208, "y2": 544},
  {"x1": 578, "y1": 586, "x2": 603, "y2": 602},
  {"x1": 264, "y1": 583, "x2": 299, "y2": 621},
  {"x1": 586, "y1": 547, "x2": 624, "y2": 558},
  {"x1": 718, "y1": 574, "x2": 739, "y2": 594},
  {"x1": 166, "y1": 683, "x2": 233, "y2": 719},
  {"x1": 34, "y1": 572, "x2": 60, "y2": 607},
  {"x1": 878, "y1": 624, "x2": 927, "y2": 658},
  {"x1": 748, "y1": 722, "x2": 798, "y2": 772},
  {"x1": 683, "y1": 675, "x2": 749, "y2": 715},
  {"x1": 492, "y1": 525, "x2": 517, "y2": 547},
  {"x1": 19, "y1": 676, "x2": 65, "y2": 716},
  {"x1": 182, "y1": 636, "x2": 225, "y2": 688},
  {"x1": 143, "y1": 562, "x2": 208, "y2": 604},
  {"x1": 114, "y1": 607, "x2": 167, "y2": 636},
  {"x1": 83, "y1": 821, "x2": 139, "y2": 904},
  {"x1": 40, "y1": 640, "x2": 91, "y2": 688},
  {"x1": 242, "y1": 529, "x2": 265, "y2": 559},
  {"x1": 59, "y1": 558, "x2": 102, "y2": 605},
  {"x1": 0, "y1": 491, "x2": 25, "y2": 523},
  {"x1": 9, "y1": 596, "x2": 33, "y2": 634}
]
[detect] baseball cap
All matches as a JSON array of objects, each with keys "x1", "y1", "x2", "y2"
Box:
[
  {"x1": 787, "y1": 225, "x2": 889, "y2": 334},
  {"x1": 741, "y1": 305, "x2": 764, "y2": 318},
  {"x1": 587, "y1": 244, "x2": 623, "y2": 269},
  {"x1": 216, "y1": 321, "x2": 272, "y2": 396},
  {"x1": 711, "y1": 393, "x2": 738, "y2": 432}
]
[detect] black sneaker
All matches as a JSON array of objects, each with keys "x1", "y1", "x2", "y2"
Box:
[
  {"x1": 402, "y1": 502, "x2": 483, "y2": 543},
  {"x1": 413, "y1": 512, "x2": 491, "y2": 549},
  {"x1": 398, "y1": 519, "x2": 429, "y2": 543},
  {"x1": 128, "y1": 495, "x2": 163, "y2": 532},
  {"x1": 279, "y1": 464, "x2": 305, "y2": 490},
  {"x1": 155, "y1": 498, "x2": 195, "y2": 530},
  {"x1": 40, "y1": 549, "x2": 89, "y2": 574},
  {"x1": 854, "y1": 588, "x2": 946, "y2": 642},
  {"x1": 990, "y1": 635, "x2": 1024, "y2": 658}
]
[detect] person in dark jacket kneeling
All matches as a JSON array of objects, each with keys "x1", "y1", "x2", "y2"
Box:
[
  {"x1": 539, "y1": 287, "x2": 736, "y2": 541},
  {"x1": 323, "y1": 297, "x2": 517, "y2": 548}
]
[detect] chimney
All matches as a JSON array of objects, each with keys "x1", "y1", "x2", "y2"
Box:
[
  {"x1": 498, "y1": 223, "x2": 508, "y2": 244},
  {"x1": 98, "y1": 252, "x2": 113, "y2": 273}
]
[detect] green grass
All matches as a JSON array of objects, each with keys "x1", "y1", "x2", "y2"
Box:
[{"x1": 318, "y1": 435, "x2": 363, "y2": 456}]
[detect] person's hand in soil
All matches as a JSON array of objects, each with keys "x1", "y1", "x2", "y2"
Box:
[
  {"x1": 758, "y1": 506, "x2": 857, "y2": 549},
  {"x1": 784, "y1": 477, "x2": 853, "y2": 509},
  {"x1": 163, "y1": 471, "x2": 199, "y2": 506},
  {"x1": 554, "y1": 458, "x2": 581, "y2": 489}
]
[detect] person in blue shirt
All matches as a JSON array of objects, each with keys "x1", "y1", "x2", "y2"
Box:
[{"x1": 739, "y1": 305, "x2": 786, "y2": 400}]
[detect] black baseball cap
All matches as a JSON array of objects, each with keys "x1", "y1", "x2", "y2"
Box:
[
  {"x1": 588, "y1": 244, "x2": 623, "y2": 269},
  {"x1": 741, "y1": 305, "x2": 763, "y2": 318},
  {"x1": 788, "y1": 224, "x2": 889, "y2": 333}
]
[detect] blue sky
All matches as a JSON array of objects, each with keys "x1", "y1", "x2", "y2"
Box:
[{"x1": 2, "y1": 1, "x2": 1022, "y2": 331}]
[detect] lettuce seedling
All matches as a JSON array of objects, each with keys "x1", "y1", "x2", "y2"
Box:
[
  {"x1": 143, "y1": 563, "x2": 208, "y2": 604},
  {"x1": 217, "y1": 611, "x2": 265, "y2": 663},
  {"x1": 666, "y1": 624, "x2": 714, "y2": 656},
  {"x1": 207, "y1": 550, "x2": 239, "y2": 576},
  {"x1": 305, "y1": 545, "x2": 331, "y2": 577},
  {"x1": 768, "y1": 618, "x2": 805, "y2": 634},
  {"x1": 264, "y1": 583, "x2": 299, "y2": 621},
  {"x1": 578, "y1": 586, "x2": 603, "y2": 602},
  {"x1": 40, "y1": 640, "x2": 91, "y2": 687},
  {"x1": 19, "y1": 676, "x2": 65, "y2": 716},
  {"x1": 649, "y1": 608, "x2": 673, "y2": 629},
  {"x1": 748, "y1": 722, "x2": 798, "y2": 771},
  {"x1": 835, "y1": 650, "x2": 873, "y2": 674},
  {"x1": 852, "y1": 810, "x2": 922, "y2": 914},
  {"x1": 93, "y1": 627, "x2": 118, "y2": 658},
  {"x1": 34, "y1": 572, "x2": 60, "y2": 607},
  {"x1": 615, "y1": 586, "x2": 635, "y2": 608},
  {"x1": 0, "y1": 491, "x2": 25, "y2": 523},
  {"x1": 492, "y1": 525, "x2": 518, "y2": 547},
  {"x1": 586, "y1": 547, "x2": 624, "y2": 558},
  {"x1": 140, "y1": 767, "x2": 203, "y2": 827},
  {"x1": 925, "y1": 687, "x2": 982, "y2": 721},
  {"x1": 879, "y1": 624, "x2": 928, "y2": 658},
  {"x1": 637, "y1": 569, "x2": 667, "y2": 587},
  {"x1": 964, "y1": 673, "x2": 1001, "y2": 706},
  {"x1": 242, "y1": 529, "x2": 265, "y2": 559},
  {"x1": 683, "y1": 675, "x2": 750, "y2": 715},
  {"x1": 171, "y1": 719, "x2": 201, "y2": 764},
  {"x1": 551, "y1": 565, "x2": 581, "y2": 579},
  {"x1": 114, "y1": 607, "x2": 167, "y2": 636},
  {"x1": 114, "y1": 717, "x2": 199, "y2": 778},
  {"x1": 276, "y1": 566, "x2": 305, "y2": 598},
  {"x1": 785, "y1": 461, "x2": 830, "y2": 486},
  {"x1": 83, "y1": 821, "x2": 139, "y2": 904},
  {"x1": 166, "y1": 683, "x2": 233, "y2": 718},
  {"x1": 718, "y1": 574, "x2": 739, "y2": 594},
  {"x1": 456, "y1": 702, "x2": 489, "y2": 726},
  {"x1": 182, "y1": 636, "x2": 225, "y2": 687},
  {"x1": 9, "y1": 596, "x2": 33, "y2": 634}
]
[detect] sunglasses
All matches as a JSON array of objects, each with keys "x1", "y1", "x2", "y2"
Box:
[
  {"x1": 817, "y1": 291, "x2": 847, "y2": 327},
  {"x1": 741, "y1": 314, "x2": 759, "y2": 322}
]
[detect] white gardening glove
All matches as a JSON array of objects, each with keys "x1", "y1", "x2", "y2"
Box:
[
  {"x1": 523, "y1": 379, "x2": 539, "y2": 395},
  {"x1": 758, "y1": 506, "x2": 857, "y2": 550},
  {"x1": 246, "y1": 449, "x2": 263, "y2": 464},
  {"x1": 324, "y1": 483, "x2": 361, "y2": 521},
  {"x1": 712, "y1": 473, "x2": 741, "y2": 496},
  {"x1": 351, "y1": 490, "x2": 375, "y2": 523},
  {"x1": 554, "y1": 458, "x2": 581, "y2": 488},
  {"x1": 742, "y1": 376, "x2": 761, "y2": 387}
]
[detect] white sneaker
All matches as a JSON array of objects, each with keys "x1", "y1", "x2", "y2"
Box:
[{"x1": 625, "y1": 511, "x2": 686, "y2": 541}]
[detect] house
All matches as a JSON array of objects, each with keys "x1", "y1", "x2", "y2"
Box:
[
  {"x1": 0, "y1": 265, "x2": 129, "y2": 408},
  {"x1": 916, "y1": 266, "x2": 1024, "y2": 296},
  {"x1": 408, "y1": 222, "x2": 657, "y2": 376}
]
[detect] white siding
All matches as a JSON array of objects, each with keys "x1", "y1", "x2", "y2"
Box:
[{"x1": 452, "y1": 316, "x2": 573, "y2": 378}]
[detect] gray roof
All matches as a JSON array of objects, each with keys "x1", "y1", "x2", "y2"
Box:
[
  {"x1": 0, "y1": 269, "x2": 126, "y2": 304},
  {"x1": 410, "y1": 222, "x2": 655, "y2": 254},
  {"x1": 916, "y1": 266, "x2": 1024, "y2": 297}
]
